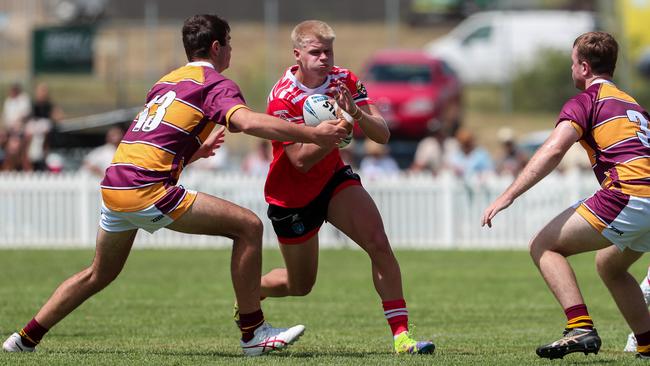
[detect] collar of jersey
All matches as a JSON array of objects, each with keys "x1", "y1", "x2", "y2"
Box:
[
  {"x1": 186, "y1": 61, "x2": 215, "y2": 69},
  {"x1": 286, "y1": 65, "x2": 331, "y2": 94},
  {"x1": 591, "y1": 78, "x2": 613, "y2": 85}
]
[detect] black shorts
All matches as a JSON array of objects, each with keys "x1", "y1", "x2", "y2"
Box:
[{"x1": 267, "y1": 165, "x2": 361, "y2": 244}]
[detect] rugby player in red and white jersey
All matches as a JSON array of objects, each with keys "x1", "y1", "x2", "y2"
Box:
[
  {"x1": 2, "y1": 14, "x2": 347, "y2": 357},
  {"x1": 482, "y1": 32, "x2": 650, "y2": 360},
  {"x1": 256, "y1": 20, "x2": 434, "y2": 355}
]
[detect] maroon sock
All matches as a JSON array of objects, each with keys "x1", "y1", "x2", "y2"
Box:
[
  {"x1": 635, "y1": 330, "x2": 650, "y2": 354},
  {"x1": 564, "y1": 304, "x2": 593, "y2": 330},
  {"x1": 239, "y1": 309, "x2": 264, "y2": 343},
  {"x1": 19, "y1": 318, "x2": 49, "y2": 347}
]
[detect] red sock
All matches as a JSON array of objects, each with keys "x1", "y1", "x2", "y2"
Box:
[
  {"x1": 19, "y1": 318, "x2": 49, "y2": 347},
  {"x1": 239, "y1": 309, "x2": 264, "y2": 343},
  {"x1": 564, "y1": 304, "x2": 594, "y2": 330},
  {"x1": 383, "y1": 299, "x2": 408, "y2": 336}
]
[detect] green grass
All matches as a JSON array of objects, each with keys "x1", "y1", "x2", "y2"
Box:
[{"x1": 0, "y1": 249, "x2": 647, "y2": 365}]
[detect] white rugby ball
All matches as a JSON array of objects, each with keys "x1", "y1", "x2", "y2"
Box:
[{"x1": 302, "y1": 94, "x2": 353, "y2": 127}]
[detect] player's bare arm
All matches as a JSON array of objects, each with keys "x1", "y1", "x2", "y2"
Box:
[
  {"x1": 283, "y1": 135, "x2": 339, "y2": 173},
  {"x1": 229, "y1": 107, "x2": 346, "y2": 147},
  {"x1": 188, "y1": 126, "x2": 226, "y2": 164},
  {"x1": 481, "y1": 120, "x2": 579, "y2": 228},
  {"x1": 334, "y1": 80, "x2": 389, "y2": 144}
]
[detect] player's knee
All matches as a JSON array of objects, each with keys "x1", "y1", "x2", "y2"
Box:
[
  {"x1": 288, "y1": 282, "x2": 314, "y2": 296},
  {"x1": 528, "y1": 235, "x2": 551, "y2": 262},
  {"x1": 235, "y1": 211, "x2": 264, "y2": 241},
  {"x1": 595, "y1": 252, "x2": 625, "y2": 281},
  {"x1": 364, "y1": 229, "x2": 392, "y2": 256},
  {"x1": 84, "y1": 267, "x2": 120, "y2": 291}
]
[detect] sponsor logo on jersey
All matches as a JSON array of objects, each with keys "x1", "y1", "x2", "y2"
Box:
[
  {"x1": 152, "y1": 215, "x2": 165, "y2": 222},
  {"x1": 356, "y1": 80, "x2": 368, "y2": 98},
  {"x1": 273, "y1": 109, "x2": 291, "y2": 120}
]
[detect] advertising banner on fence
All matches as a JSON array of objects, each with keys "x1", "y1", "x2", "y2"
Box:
[{"x1": 32, "y1": 25, "x2": 95, "y2": 74}]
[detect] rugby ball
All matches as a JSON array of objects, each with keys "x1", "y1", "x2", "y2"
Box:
[
  {"x1": 302, "y1": 94, "x2": 353, "y2": 127},
  {"x1": 302, "y1": 94, "x2": 354, "y2": 148}
]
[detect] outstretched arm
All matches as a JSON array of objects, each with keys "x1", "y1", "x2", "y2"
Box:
[
  {"x1": 481, "y1": 121, "x2": 579, "y2": 228},
  {"x1": 228, "y1": 107, "x2": 347, "y2": 148}
]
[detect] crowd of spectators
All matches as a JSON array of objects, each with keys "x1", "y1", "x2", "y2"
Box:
[
  {"x1": 0, "y1": 82, "x2": 63, "y2": 172},
  {"x1": 0, "y1": 83, "x2": 592, "y2": 179}
]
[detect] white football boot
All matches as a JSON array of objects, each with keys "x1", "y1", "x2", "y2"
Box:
[
  {"x1": 240, "y1": 322, "x2": 305, "y2": 356},
  {"x1": 3, "y1": 332, "x2": 35, "y2": 352},
  {"x1": 624, "y1": 272, "x2": 650, "y2": 352},
  {"x1": 625, "y1": 333, "x2": 638, "y2": 353}
]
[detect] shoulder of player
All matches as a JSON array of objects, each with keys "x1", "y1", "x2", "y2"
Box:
[{"x1": 269, "y1": 79, "x2": 303, "y2": 104}]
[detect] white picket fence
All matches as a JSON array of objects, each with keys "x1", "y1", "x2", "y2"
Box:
[{"x1": 0, "y1": 171, "x2": 600, "y2": 249}]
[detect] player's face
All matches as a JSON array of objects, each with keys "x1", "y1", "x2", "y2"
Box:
[
  {"x1": 571, "y1": 47, "x2": 586, "y2": 90},
  {"x1": 214, "y1": 34, "x2": 232, "y2": 72},
  {"x1": 295, "y1": 38, "x2": 334, "y2": 78}
]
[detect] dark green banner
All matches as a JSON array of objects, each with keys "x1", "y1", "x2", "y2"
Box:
[{"x1": 32, "y1": 25, "x2": 95, "y2": 74}]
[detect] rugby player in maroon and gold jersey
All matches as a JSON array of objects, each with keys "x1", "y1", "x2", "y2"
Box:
[
  {"x1": 2, "y1": 14, "x2": 347, "y2": 357},
  {"x1": 482, "y1": 32, "x2": 650, "y2": 360},
  {"x1": 254, "y1": 20, "x2": 434, "y2": 355}
]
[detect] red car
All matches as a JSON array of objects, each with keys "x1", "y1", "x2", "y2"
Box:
[{"x1": 359, "y1": 49, "x2": 462, "y2": 140}]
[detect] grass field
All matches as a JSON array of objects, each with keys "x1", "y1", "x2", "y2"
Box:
[{"x1": 0, "y1": 249, "x2": 647, "y2": 365}]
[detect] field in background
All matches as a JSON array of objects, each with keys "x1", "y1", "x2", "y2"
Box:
[{"x1": 0, "y1": 249, "x2": 647, "y2": 365}]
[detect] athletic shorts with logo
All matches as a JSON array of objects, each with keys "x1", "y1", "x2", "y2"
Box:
[
  {"x1": 267, "y1": 165, "x2": 361, "y2": 244},
  {"x1": 575, "y1": 188, "x2": 650, "y2": 252},
  {"x1": 100, "y1": 185, "x2": 197, "y2": 233}
]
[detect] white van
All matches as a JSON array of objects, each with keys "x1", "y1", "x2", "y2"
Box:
[{"x1": 425, "y1": 11, "x2": 596, "y2": 84}]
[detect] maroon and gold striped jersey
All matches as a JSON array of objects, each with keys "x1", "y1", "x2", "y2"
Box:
[
  {"x1": 558, "y1": 80, "x2": 650, "y2": 196},
  {"x1": 100, "y1": 61, "x2": 247, "y2": 212}
]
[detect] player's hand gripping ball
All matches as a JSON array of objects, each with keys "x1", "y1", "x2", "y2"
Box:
[{"x1": 303, "y1": 94, "x2": 354, "y2": 148}]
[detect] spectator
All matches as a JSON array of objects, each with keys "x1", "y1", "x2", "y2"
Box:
[
  {"x1": 82, "y1": 126, "x2": 124, "y2": 177},
  {"x1": 241, "y1": 140, "x2": 272, "y2": 176},
  {"x1": 410, "y1": 121, "x2": 458, "y2": 175},
  {"x1": 0, "y1": 128, "x2": 7, "y2": 165},
  {"x1": 359, "y1": 139, "x2": 400, "y2": 179},
  {"x1": 1, "y1": 83, "x2": 31, "y2": 133},
  {"x1": 31, "y1": 82, "x2": 64, "y2": 122},
  {"x1": 446, "y1": 128, "x2": 494, "y2": 180},
  {"x1": 495, "y1": 127, "x2": 527, "y2": 176},
  {"x1": 25, "y1": 83, "x2": 64, "y2": 171},
  {"x1": 1, "y1": 132, "x2": 29, "y2": 171}
]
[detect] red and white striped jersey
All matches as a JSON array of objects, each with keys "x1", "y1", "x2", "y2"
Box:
[{"x1": 264, "y1": 65, "x2": 372, "y2": 208}]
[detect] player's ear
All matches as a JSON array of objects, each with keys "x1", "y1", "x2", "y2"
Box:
[
  {"x1": 580, "y1": 60, "x2": 591, "y2": 77},
  {"x1": 293, "y1": 48, "x2": 300, "y2": 61},
  {"x1": 210, "y1": 40, "x2": 220, "y2": 55}
]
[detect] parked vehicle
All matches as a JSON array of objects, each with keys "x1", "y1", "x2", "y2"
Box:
[
  {"x1": 424, "y1": 10, "x2": 595, "y2": 84},
  {"x1": 360, "y1": 49, "x2": 462, "y2": 141}
]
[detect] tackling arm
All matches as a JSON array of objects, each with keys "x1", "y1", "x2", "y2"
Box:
[{"x1": 228, "y1": 107, "x2": 346, "y2": 147}]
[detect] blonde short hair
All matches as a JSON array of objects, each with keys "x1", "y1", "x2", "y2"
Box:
[{"x1": 291, "y1": 20, "x2": 335, "y2": 49}]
